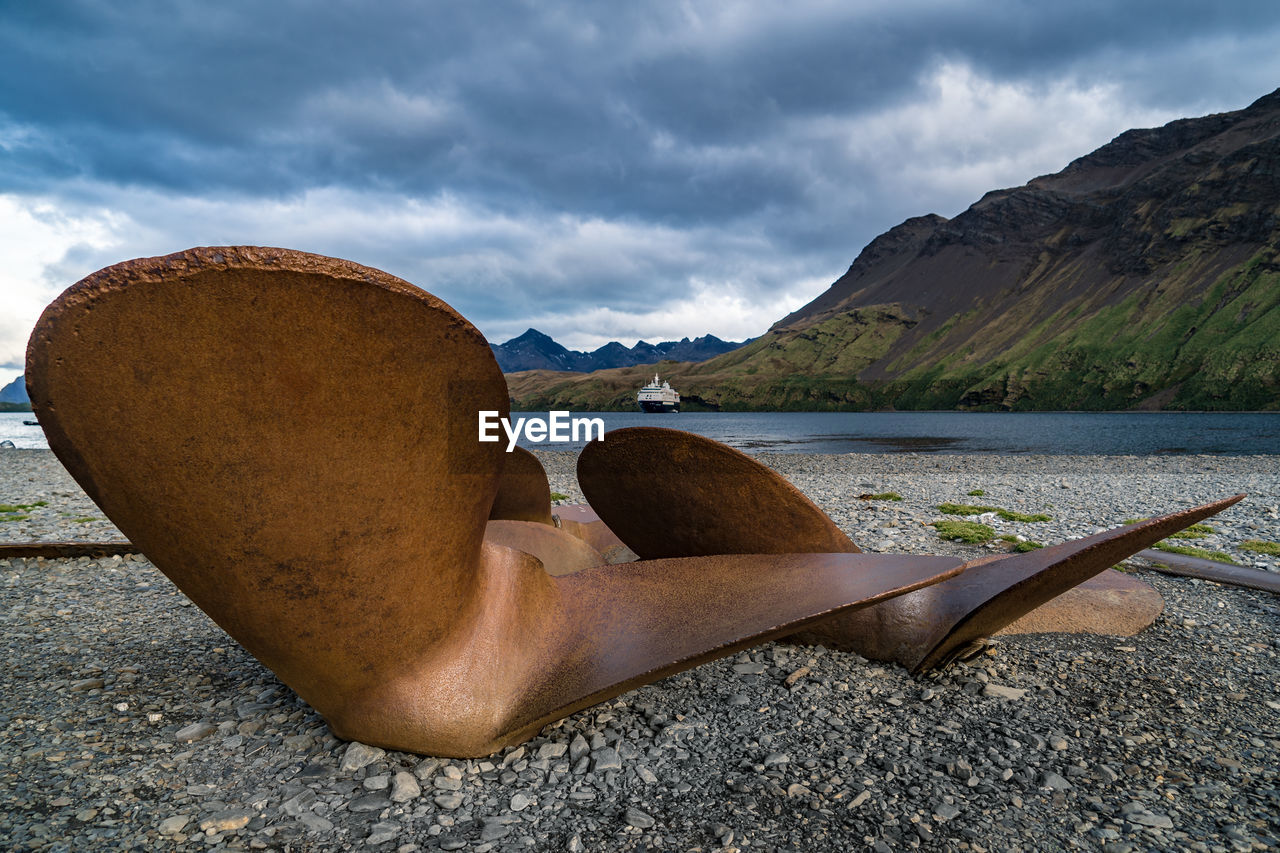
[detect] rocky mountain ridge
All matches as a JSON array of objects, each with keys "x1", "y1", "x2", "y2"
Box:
[
  {"x1": 509, "y1": 88, "x2": 1280, "y2": 412},
  {"x1": 0, "y1": 375, "x2": 29, "y2": 405},
  {"x1": 490, "y1": 328, "x2": 746, "y2": 373}
]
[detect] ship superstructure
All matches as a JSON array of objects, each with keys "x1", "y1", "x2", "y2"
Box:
[{"x1": 637, "y1": 374, "x2": 680, "y2": 413}]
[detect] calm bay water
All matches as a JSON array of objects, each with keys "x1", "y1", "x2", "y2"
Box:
[{"x1": 5, "y1": 410, "x2": 1280, "y2": 454}]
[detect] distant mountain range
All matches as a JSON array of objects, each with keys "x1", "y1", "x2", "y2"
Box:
[
  {"x1": 490, "y1": 328, "x2": 747, "y2": 373},
  {"x1": 508, "y1": 88, "x2": 1280, "y2": 411},
  {"x1": 0, "y1": 375, "x2": 29, "y2": 404}
]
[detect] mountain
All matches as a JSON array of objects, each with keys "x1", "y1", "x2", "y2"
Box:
[
  {"x1": 0, "y1": 375, "x2": 29, "y2": 404},
  {"x1": 509, "y1": 89, "x2": 1280, "y2": 412},
  {"x1": 490, "y1": 328, "x2": 746, "y2": 373}
]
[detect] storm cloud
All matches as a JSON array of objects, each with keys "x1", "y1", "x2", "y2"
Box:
[{"x1": 3, "y1": 0, "x2": 1279, "y2": 371}]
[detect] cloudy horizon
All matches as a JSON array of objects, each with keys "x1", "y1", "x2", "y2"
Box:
[{"x1": 4, "y1": 1, "x2": 1280, "y2": 385}]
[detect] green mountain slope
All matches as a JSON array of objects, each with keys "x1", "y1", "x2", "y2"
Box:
[{"x1": 510, "y1": 89, "x2": 1280, "y2": 412}]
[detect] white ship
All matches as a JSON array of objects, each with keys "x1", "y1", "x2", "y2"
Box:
[{"x1": 637, "y1": 374, "x2": 680, "y2": 413}]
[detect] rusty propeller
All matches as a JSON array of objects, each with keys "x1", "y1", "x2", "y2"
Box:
[{"x1": 27, "y1": 246, "x2": 964, "y2": 756}]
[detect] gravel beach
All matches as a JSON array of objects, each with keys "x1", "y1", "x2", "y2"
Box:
[{"x1": 2, "y1": 448, "x2": 1277, "y2": 852}]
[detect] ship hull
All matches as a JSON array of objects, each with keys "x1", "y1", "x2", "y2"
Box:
[{"x1": 639, "y1": 401, "x2": 679, "y2": 413}]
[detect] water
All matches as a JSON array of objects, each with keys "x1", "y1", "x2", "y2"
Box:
[
  {"x1": 0, "y1": 413, "x2": 47, "y2": 449},
  {"x1": 504, "y1": 411, "x2": 1280, "y2": 454},
  {"x1": 8, "y1": 410, "x2": 1279, "y2": 454}
]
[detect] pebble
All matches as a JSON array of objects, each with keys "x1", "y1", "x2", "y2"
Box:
[
  {"x1": 199, "y1": 809, "x2": 252, "y2": 832},
  {"x1": 340, "y1": 740, "x2": 385, "y2": 772},
  {"x1": 982, "y1": 683, "x2": 1027, "y2": 700},
  {"x1": 625, "y1": 806, "x2": 656, "y2": 829},
  {"x1": 174, "y1": 721, "x2": 217, "y2": 742},
  {"x1": 157, "y1": 815, "x2": 189, "y2": 835},
  {"x1": 390, "y1": 771, "x2": 421, "y2": 803},
  {"x1": 433, "y1": 794, "x2": 464, "y2": 810},
  {"x1": 367, "y1": 821, "x2": 402, "y2": 844},
  {"x1": 592, "y1": 746, "x2": 623, "y2": 772}
]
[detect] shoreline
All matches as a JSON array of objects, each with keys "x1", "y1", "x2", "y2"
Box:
[{"x1": 1, "y1": 449, "x2": 1277, "y2": 850}]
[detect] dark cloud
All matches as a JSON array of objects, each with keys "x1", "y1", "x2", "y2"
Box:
[{"x1": 2, "y1": 0, "x2": 1279, "y2": 365}]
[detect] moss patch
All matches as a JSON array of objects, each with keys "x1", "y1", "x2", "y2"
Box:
[
  {"x1": 932, "y1": 520, "x2": 996, "y2": 544},
  {"x1": 938, "y1": 503, "x2": 1051, "y2": 522},
  {"x1": 549, "y1": 492, "x2": 569, "y2": 502},
  {"x1": 938, "y1": 502, "x2": 998, "y2": 516},
  {"x1": 1240, "y1": 539, "x2": 1280, "y2": 556},
  {"x1": 1151, "y1": 542, "x2": 1237, "y2": 564},
  {"x1": 966, "y1": 489, "x2": 986, "y2": 497},
  {"x1": 999, "y1": 535, "x2": 1043, "y2": 552},
  {"x1": 860, "y1": 492, "x2": 903, "y2": 501},
  {"x1": 0, "y1": 501, "x2": 47, "y2": 512},
  {"x1": 1166, "y1": 523, "x2": 1216, "y2": 539}
]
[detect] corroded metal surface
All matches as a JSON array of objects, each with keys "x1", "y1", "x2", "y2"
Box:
[
  {"x1": 580, "y1": 427, "x2": 1242, "y2": 671},
  {"x1": 994, "y1": 569, "x2": 1164, "y2": 637},
  {"x1": 553, "y1": 504, "x2": 637, "y2": 564},
  {"x1": 489, "y1": 446, "x2": 554, "y2": 525},
  {"x1": 1136, "y1": 549, "x2": 1280, "y2": 594},
  {"x1": 484, "y1": 519, "x2": 604, "y2": 575},
  {"x1": 578, "y1": 428, "x2": 858, "y2": 557},
  {"x1": 27, "y1": 247, "x2": 965, "y2": 757},
  {"x1": 0, "y1": 541, "x2": 138, "y2": 559}
]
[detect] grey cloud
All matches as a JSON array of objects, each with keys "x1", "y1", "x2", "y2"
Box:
[{"x1": 2, "y1": 0, "x2": 1279, "y2": 364}]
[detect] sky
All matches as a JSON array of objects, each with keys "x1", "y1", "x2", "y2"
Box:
[{"x1": 3, "y1": 1, "x2": 1280, "y2": 385}]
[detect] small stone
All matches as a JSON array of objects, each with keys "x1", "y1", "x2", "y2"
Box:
[
  {"x1": 592, "y1": 746, "x2": 622, "y2": 772},
  {"x1": 367, "y1": 821, "x2": 401, "y2": 845},
  {"x1": 636, "y1": 766, "x2": 659, "y2": 784},
  {"x1": 74, "y1": 808, "x2": 98, "y2": 822},
  {"x1": 69, "y1": 678, "x2": 105, "y2": 691},
  {"x1": 158, "y1": 815, "x2": 190, "y2": 835},
  {"x1": 510, "y1": 793, "x2": 534, "y2": 812},
  {"x1": 297, "y1": 813, "x2": 334, "y2": 834},
  {"x1": 199, "y1": 809, "x2": 252, "y2": 833},
  {"x1": 1050, "y1": 736, "x2": 1069, "y2": 751},
  {"x1": 849, "y1": 790, "x2": 870, "y2": 809},
  {"x1": 784, "y1": 666, "x2": 811, "y2": 687},
  {"x1": 1129, "y1": 812, "x2": 1174, "y2": 829},
  {"x1": 340, "y1": 741, "x2": 386, "y2": 773},
  {"x1": 1040, "y1": 771, "x2": 1072, "y2": 791},
  {"x1": 624, "y1": 806, "x2": 656, "y2": 829},
  {"x1": 762, "y1": 752, "x2": 790, "y2": 767},
  {"x1": 433, "y1": 793, "x2": 464, "y2": 810},
  {"x1": 982, "y1": 684, "x2": 1027, "y2": 700},
  {"x1": 363, "y1": 774, "x2": 391, "y2": 790},
  {"x1": 480, "y1": 820, "x2": 511, "y2": 842},
  {"x1": 934, "y1": 802, "x2": 961, "y2": 821},
  {"x1": 732, "y1": 662, "x2": 768, "y2": 675},
  {"x1": 537, "y1": 742, "x2": 568, "y2": 760},
  {"x1": 348, "y1": 793, "x2": 392, "y2": 812},
  {"x1": 569, "y1": 733, "x2": 590, "y2": 762},
  {"x1": 390, "y1": 771, "x2": 421, "y2": 803},
  {"x1": 439, "y1": 838, "x2": 466, "y2": 851},
  {"x1": 174, "y1": 722, "x2": 217, "y2": 743}
]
